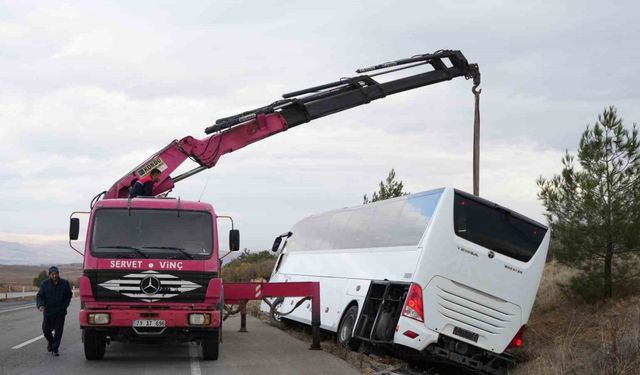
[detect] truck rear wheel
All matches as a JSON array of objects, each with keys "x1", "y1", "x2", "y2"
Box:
[
  {"x1": 201, "y1": 329, "x2": 220, "y2": 360},
  {"x1": 83, "y1": 330, "x2": 106, "y2": 360},
  {"x1": 337, "y1": 305, "x2": 360, "y2": 351}
]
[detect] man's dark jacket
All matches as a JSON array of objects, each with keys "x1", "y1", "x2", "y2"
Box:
[{"x1": 36, "y1": 279, "x2": 72, "y2": 317}]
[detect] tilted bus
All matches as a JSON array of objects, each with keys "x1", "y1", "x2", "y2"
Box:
[{"x1": 264, "y1": 187, "x2": 549, "y2": 375}]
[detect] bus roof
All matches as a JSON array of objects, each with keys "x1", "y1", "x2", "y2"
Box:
[{"x1": 303, "y1": 187, "x2": 446, "y2": 221}]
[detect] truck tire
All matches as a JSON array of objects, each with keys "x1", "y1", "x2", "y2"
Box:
[
  {"x1": 201, "y1": 329, "x2": 220, "y2": 360},
  {"x1": 83, "y1": 330, "x2": 106, "y2": 360},
  {"x1": 337, "y1": 305, "x2": 360, "y2": 351}
]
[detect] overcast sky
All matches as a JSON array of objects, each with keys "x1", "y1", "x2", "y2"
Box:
[{"x1": 1, "y1": 1, "x2": 639, "y2": 263}]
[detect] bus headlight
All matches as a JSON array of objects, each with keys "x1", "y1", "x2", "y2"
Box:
[
  {"x1": 189, "y1": 313, "x2": 210, "y2": 325},
  {"x1": 88, "y1": 313, "x2": 110, "y2": 325}
]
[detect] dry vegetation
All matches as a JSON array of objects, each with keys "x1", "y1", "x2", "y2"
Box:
[{"x1": 512, "y1": 262, "x2": 640, "y2": 375}]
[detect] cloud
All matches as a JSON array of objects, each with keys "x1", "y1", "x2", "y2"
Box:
[{"x1": 0, "y1": 0, "x2": 638, "y2": 264}]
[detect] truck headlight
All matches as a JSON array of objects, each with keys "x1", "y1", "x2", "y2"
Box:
[
  {"x1": 88, "y1": 313, "x2": 110, "y2": 325},
  {"x1": 189, "y1": 313, "x2": 210, "y2": 325}
]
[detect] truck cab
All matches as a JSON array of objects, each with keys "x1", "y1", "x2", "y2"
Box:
[{"x1": 71, "y1": 197, "x2": 237, "y2": 360}]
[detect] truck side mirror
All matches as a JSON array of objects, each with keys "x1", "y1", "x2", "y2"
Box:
[
  {"x1": 272, "y1": 237, "x2": 282, "y2": 252},
  {"x1": 69, "y1": 218, "x2": 80, "y2": 240},
  {"x1": 229, "y1": 229, "x2": 240, "y2": 251}
]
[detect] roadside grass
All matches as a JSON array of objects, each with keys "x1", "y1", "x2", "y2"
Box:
[{"x1": 512, "y1": 262, "x2": 640, "y2": 375}]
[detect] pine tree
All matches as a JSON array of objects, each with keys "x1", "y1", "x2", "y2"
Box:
[
  {"x1": 537, "y1": 106, "x2": 640, "y2": 301},
  {"x1": 33, "y1": 270, "x2": 48, "y2": 287},
  {"x1": 363, "y1": 169, "x2": 409, "y2": 204}
]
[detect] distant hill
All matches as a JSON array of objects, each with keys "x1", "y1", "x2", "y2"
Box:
[{"x1": 0, "y1": 240, "x2": 83, "y2": 265}]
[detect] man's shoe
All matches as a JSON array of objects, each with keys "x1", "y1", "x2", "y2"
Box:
[
  {"x1": 46, "y1": 342, "x2": 52, "y2": 352},
  {"x1": 53, "y1": 351, "x2": 59, "y2": 357}
]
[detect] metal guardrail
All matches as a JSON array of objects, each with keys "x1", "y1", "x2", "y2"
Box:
[
  {"x1": 1, "y1": 287, "x2": 79, "y2": 301},
  {"x1": 1, "y1": 291, "x2": 37, "y2": 301}
]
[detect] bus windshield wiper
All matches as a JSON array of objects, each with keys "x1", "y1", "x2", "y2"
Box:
[
  {"x1": 96, "y1": 245, "x2": 150, "y2": 258},
  {"x1": 142, "y1": 246, "x2": 194, "y2": 260}
]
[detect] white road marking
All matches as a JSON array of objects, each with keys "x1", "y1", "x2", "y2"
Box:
[
  {"x1": 11, "y1": 335, "x2": 44, "y2": 350},
  {"x1": 189, "y1": 344, "x2": 202, "y2": 375},
  {"x1": 0, "y1": 305, "x2": 34, "y2": 314}
]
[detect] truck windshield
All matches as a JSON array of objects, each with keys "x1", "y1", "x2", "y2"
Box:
[
  {"x1": 453, "y1": 191, "x2": 547, "y2": 262},
  {"x1": 91, "y1": 209, "x2": 214, "y2": 259}
]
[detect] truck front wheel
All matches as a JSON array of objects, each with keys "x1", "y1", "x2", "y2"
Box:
[
  {"x1": 201, "y1": 329, "x2": 220, "y2": 360},
  {"x1": 83, "y1": 330, "x2": 106, "y2": 360}
]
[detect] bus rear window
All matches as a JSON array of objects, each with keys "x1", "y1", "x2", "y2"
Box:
[{"x1": 453, "y1": 192, "x2": 547, "y2": 262}]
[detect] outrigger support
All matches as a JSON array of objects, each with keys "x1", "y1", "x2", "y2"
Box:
[{"x1": 224, "y1": 281, "x2": 321, "y2": 350}]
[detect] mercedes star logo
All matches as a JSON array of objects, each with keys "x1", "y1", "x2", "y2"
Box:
[{"x1": 140, "y1": 276, "x2": 161, "y2": 295}]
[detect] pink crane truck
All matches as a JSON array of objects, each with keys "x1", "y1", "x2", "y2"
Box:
[{"x1": 68, "y1": 50, "x2": 481, "y2": 361}]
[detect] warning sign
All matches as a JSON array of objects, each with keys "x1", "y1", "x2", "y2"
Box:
[{"x1": 136, "y1": 156, "x2": 168, "y2": 177}]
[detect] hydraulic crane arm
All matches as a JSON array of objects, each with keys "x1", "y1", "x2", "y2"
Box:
[
  {"x1": 207, "y1": 50, "x2": 479, "y2": 134},
  {"x1": 103, "y1": 50, "x2": 479, "y2": 200}
]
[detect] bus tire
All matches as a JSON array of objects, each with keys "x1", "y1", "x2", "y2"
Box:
[
  {"x1": 337, "y1": 305, "x2": 360, "y2": 351},
  {"x1": 201, "y1": 329, "x2": 220, "y2": 360},
  {"x1": 270, "y1": 298, "x2": 285, "y2": 328},
  {"x1": 83, "y1": 329, "x2": 106, "y2": 360}
]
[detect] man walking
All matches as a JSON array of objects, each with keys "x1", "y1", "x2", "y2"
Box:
[{"x1": 36, "y1": 266, "x2": 72, "y2": 356}]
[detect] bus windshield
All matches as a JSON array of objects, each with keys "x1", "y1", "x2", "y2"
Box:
[
  {"x1": 91, "y1": 209, "x2": 214, "y2": 259},
  {"x1": 453, "y1": 191, "x2": 547, "y2": 262}
]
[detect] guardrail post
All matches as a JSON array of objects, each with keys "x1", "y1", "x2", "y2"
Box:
[{"x1": 239, "y1": 301, "x2": 248, "y2": 333}]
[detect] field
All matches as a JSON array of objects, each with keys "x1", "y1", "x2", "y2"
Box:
[{"x1": 0, "y1": 264, "x2": 83, "y2": 292}]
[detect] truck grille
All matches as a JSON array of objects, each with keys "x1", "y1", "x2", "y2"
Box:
[{"x1": 84, "y1": 270, "x2": 215, "y2": 303}]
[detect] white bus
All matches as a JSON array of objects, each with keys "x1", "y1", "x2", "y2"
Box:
[{"x1": 264, "y1": 187, "x2": 549, "y2": 375}]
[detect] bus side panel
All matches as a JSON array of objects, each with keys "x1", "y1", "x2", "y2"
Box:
[
  {"x1": 278, "y1": 249, "x2": 420, "y2": 284},
  {"x1": 275, "y1": 274, "x2": 366, "y2": 332},
  {"x1": 272, "y1": 248, "x2": 421, "y2": 331}
]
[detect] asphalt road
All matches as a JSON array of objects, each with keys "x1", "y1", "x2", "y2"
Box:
[{"x1": 0, "y1": 300, "x2": 360, "y2": 375}]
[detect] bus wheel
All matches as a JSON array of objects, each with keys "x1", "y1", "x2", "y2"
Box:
[
  {"x1": 270, "y1": 298, "x2": 285, "y2": 328},
  {"x1": 337, "y1": 305, "x2": 360, "y2": 351},
  {"x1": 83, "y1": 330, "x2": 106, "y2": 360},
  {"x1": 202, "y1": 329, "x2": 220, "y2": 360}
]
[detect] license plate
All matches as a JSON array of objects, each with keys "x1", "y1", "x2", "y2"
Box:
[
  {"x1": 453, "y1": 326, "x2": 479, "y2": 342},
  {"x1": 133, "y1": 319, "x2": 166, "y2": 328}
]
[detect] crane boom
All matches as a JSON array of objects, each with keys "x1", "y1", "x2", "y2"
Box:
[
  {"x1": 103, "y1": 50, "x2": 479, "y2": 200},
  {"x1": 207, "y1": 50, "x2": 479, "y2": 134}
]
